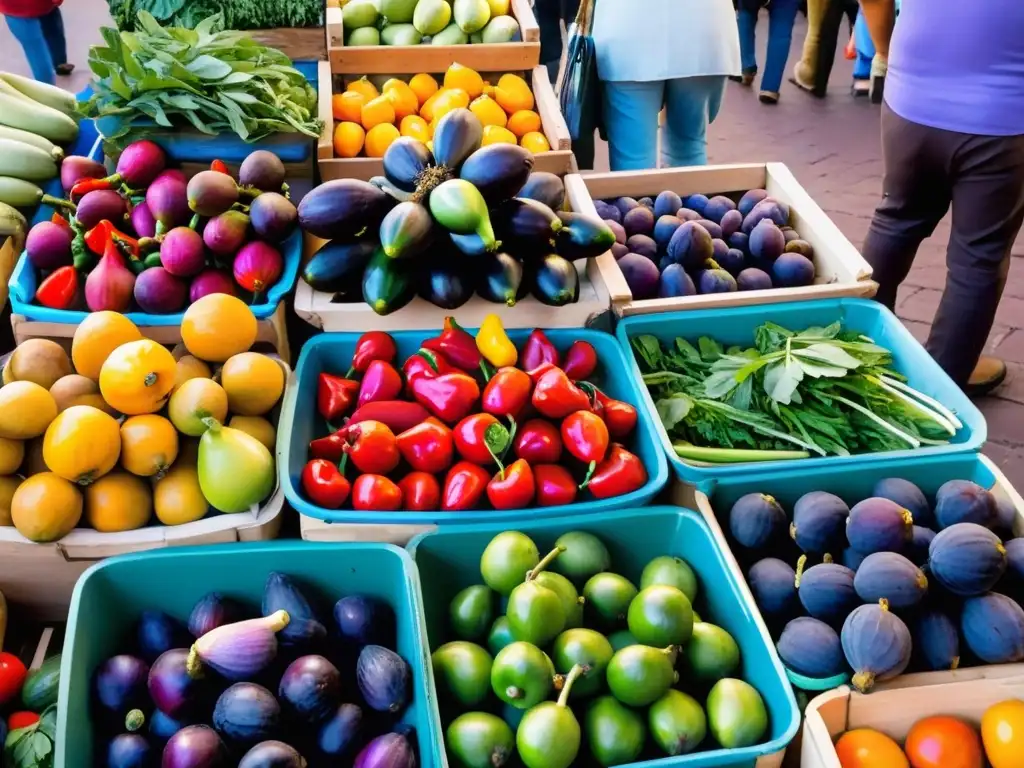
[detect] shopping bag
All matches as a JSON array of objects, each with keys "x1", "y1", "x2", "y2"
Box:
[{"x1": 558, "y1": 0, "x2": 599, "y2": 143}]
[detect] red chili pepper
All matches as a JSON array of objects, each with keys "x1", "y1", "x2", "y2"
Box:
[
  {"x1": 352, "y1": 474, "x2": 403, "y2": 511},
  {"x1": 85, "y1": 219, "x2": 140, "y2": 259},
  {"x1": 411, "y1": 372, "x2": 481, "y2": 423},
  {"x1": 514, "y1": 419, "x2": 563, "y2": 464},
  {"x1": 347, "y1": 401, "x2": 431, "y2": 433},
  {"x1": 525, "y1": 361, "x2": 557, "y2": 384},
  {"x1": 442, "y1": 461, "x2": 491, "y2": 511},
  {"x1": 396, "y1": 421, "x2": 454, "y2": 474},
  {"x1": 454, "y1": 413, "x2": 501, "y2": 465},
  {"x1": 70, "y1": 176, "x2": 115, "y2": 201},
  {"x1": 521, "y1": 329, "x2": 560, "y2": 372},
  {"x1": 357, "y1": 360, "x2": 403, "y2": 408},
  {"x1": 562, "y1": 340, "x2": 598, "y2": 380},
  {"x1": 50, "y1": 211, "x2": 73, "y2": 234},
  {"x1": 318, "y1": 373, "x2": 360, "y2": 422},
  {"x1": 402, "y1": 348, "x2": 457, "y2": 394},
  {"x1": 487, "y1": 458, "x2": 535, "y2": 510},
  {"x1": 422, "y1": 316, "x2": 482, "y2": 371},
  {"x1": 398, "y1": 471, "x2": 441, "y2": 511},
  {"x1": 34, "y1": 265, "x2": 78, "y2": 309},
  {"x1": 562, "y1": 410, "x2": 610, "y2": 485},
  {"x1": 342, "y1": 420, "x2": 400, "y2": 475},
  {"x1": 532, "y1": 368, "x2": 591, "y2": 419},
  {"x1": 481, "y1": 367, "x2": 532, "y2": 419},
  {"x1": 534, "y1": 464, "x2": 578, "y2": 507},
  {"x1": 211, "y1": 159, "x2": 230, "y2": 174},
  {"x1": 7, "y1": 711, "x2": 39, "y2": 731},
  {"x1": 350, "y1": 331, "x2": 397, "y2": 375},
  {"x1": 588, "y1": 444, "x2": 647, "y2": 500},
  {"x1": 594, "y1": 390, "x2": 638, "y2": 439},
  {"x1": 0, "y1": 652, "x2": 27, "y2": 706},
  {"x1": 301, "y1": 458, "x2": 351, "y2": 509}
]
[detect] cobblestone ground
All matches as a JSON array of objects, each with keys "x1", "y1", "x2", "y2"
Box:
[{"x1": 3, "y1": 7, "x2": 1021, "y2": 485}]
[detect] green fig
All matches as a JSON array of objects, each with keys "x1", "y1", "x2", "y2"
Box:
[
  {"x1": 446, "y1": 712, "x2": 514, "y2": 768},
  {"x1": 582, "y1": 572, "x2": 637, "y2": 628},
  {"x1": 516, "y1": 664, "x2": 585, "y2": 768},
  {"x1": 627, "y1": 585, "x2": 694, "y2": 647},
  {"x1": 506, "y1": 546, "x2": 567, "y2": 646},
  {"x1": 480, "y1": 531, "x2": 539, "y2": 596},
  {"x1": 640, "y1": 555, "x2": 699, "y2": 603},
  {"x1": 551, "y1": 629, "x2": 613, "y2": 698},
  {"x1": 551, "y1": 531, "x2": 611, "y2": 584},
  {"x1": 487, "y1": 616, "x2": 515, "y2": 656},
  {"x1": 533, "y1": 572, "x2": 582, "y2": 620},
  {"x1": 706, "y1": 678, "x2": 768, "y2": 749},
  {"x1": 684, "y1": 622, "x2": 740, "y2": 683},
  {"x1": 450, "y1": 585, "x2": 494, "y2": 641},
  {"x1": 585, "y1": 696, "x2": 646, "y2": 767},
  {"x1": 491, "y1": 641, "x2": 556, "y2": 710},
  {"x1": 197, "y1": 418, "x2": 274, "y2": 513},
  {"x1": 648, "y1": 689, "x2": 707, "y2": 756},
  {"x1": 432, "y1": 641, "x2": 493, "y2": 708},
  {"x1": 606, "y1": 645, "x2": 677, "y2": 707}
]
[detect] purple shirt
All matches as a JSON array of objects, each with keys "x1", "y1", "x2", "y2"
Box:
[{"x1": 886, "y1": 0, "x2": 1024, "y2": 136}]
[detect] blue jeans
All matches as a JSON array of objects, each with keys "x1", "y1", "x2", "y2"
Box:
[
  {"x1": 737, "y1": 0, "x2": 800, "y2": 93},
  {"x1": 852, "y1": 11, "x2": 873, "y2": 80},
  {"x1": 602, "y1": 76, "x2": 727, "y2": 170},
  {"x1": 5, "y1": 8, "x2": 67, "y2": 85}
]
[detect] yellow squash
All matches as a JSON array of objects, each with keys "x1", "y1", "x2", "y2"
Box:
[
  {"x1": 99, "y1": 339, "x2": 177, "y2": 415},
  {"x1": 85, "y1": 472, "x2": 152, "y2": 532},
  {"x1": 120, "y1": 414, "x2": 179, "y2": 478},
  {"x1": 11, "y1": 472, "x2": 82, "y2": 542},
  {"x1": 43, "y1": 405, "x2": 121, "y2": 485}
]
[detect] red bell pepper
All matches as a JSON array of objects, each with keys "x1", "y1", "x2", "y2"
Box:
[
  {"x1": 454, "y1": 413, "x2": 502, "y2": 465},
  {"x1": 562, "y1": 340, "x2": 598, "y2": 381},
  {"x1": 442, "y1": 461, "x2": 491, "y2": 511},
  {"x1": 211, "y1": 159, "x2": 230, "y2": 174},
  {"x1": 309, "y1": 430, "x2": 347, "y2": 462},
  {"x1": 487, "y1": 458, "x2": 535, "y2": 510},
  {"x1": 357, "y1": 360, "x2": 403, "y2": 408},
  {"x1": 534, "y1": 464, "x2": 578, "y2": 507},
  {"x1": 521, "y1": 329, "x2": 560, "y2": 372},
  {"x1": 0, "y1": 652, "x2": 27, "y2": 706},
  {"x1": 587, "y1": 444, "x2": 647, "y2": 500},
  {"x1": 301, "y1": 458, "x2": 351, "y2": 509},
  {"x1": 34, "y1": 265, "x2": 78, "y2": 309},
  {"x1": 347, "y1": 401, "x2": 431, "y2": 433},
  {"x1": 525, "y1": 361, "x2": 557, "y2": 384},
  {"x1": 51, "y1": 211, "x2": 73, "y2": 234},
  {"x1": 7, "y1": 711, "x2": 39, "y2": 731},
  {"x1": 397, "y1": 421, "x2": 454, "y2": 474},
  {"x1": 350, "y1": 331, "x2": 397, "y2": 375},
  {"x1": 562, "y1": 410, "x2": 610, "y2": 485},
  {"x1": 342, "y1": 420, "x2": 400, "y2": 475},
  {"x1": 318, "y1": 373, "x2": 359, "y2": 422},
  {"x1": 398, "y1": 471, "x2": 441, "y2": 511},
  {"x1": 595, "y1": 390, "x2": 638, "y2": 439},
  {"x1": 352, "y1": 474, "x2": 403, "y2": 511},
  {"x1": 402, "y1": 348, "x2": 457, "y2": 393},
  {"x1": 411, "y1": 372, "x2": 480, "y2": 423},
  {"x1": 481, "y1": 367, "x2": 532, "y2": 420},
  {"x1": 514, "y1": 419, "x2": 563, "y2": 464},
  {"x1": 422, "y1": 317, "x2": 482, "y2": 371},
  {"x1": 532, "y1": 368, "x2": 592, "y2": 419}
]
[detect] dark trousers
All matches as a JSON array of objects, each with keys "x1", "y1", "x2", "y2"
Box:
[
  {"x1": 812, "y1": 0, "x2": 857, "y2": 96},
  {"x1": 537, "y1": 0, "x2": 581, "y2": 83},
  {"x1": 863, "y1": 104, "x2": 1024, "y2": 386}
]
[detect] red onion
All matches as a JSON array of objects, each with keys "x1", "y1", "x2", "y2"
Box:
[
  {"x1": 189, "y1": 269, "x2": 237, "y2": 303},
  {"x1": 354, "y1": 731, "x2": 417, "y2": 768},
  {"x1": 86, "y1": 245, "x2": 135, "y2": 312},
  {"x1": 115, "y1": 140, "x2": 166, "y2": 188},
  {"x1": 135, "y1": 266, "x2": 187, "y2": 314},
  {"x1": 160, "y1": 227, "x2": 206, "y2": 278},
  {"x1": 203, "y1": 211, "x2": 250, "y2": 257},
  {"x1": 146, "y1": 176, "x2": 190, "y2": 235},
  {"x1": 233, "y1": 242, "x2": 282, "y2": 298},
  {"x1": 60, "y1": 155, "x2": 106, "y2": 193},
  {"x1": 153, "y1": 168, "x2": 187, "y2": 186},
  {"x1": 25, "y1": 221, "x2": 73, "y2": 270}
]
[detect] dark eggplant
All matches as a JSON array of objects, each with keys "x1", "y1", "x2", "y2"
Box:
[
  {"x1": 517, "y1": 172, "x2": 565, "y2": 210},
  {"x1": 333, "y1": 596, "x2": 396, "y2": 647},
  {"x1": 362, "y1": 246, "x2": 416, "y2": 316},
  {"x1": 318, "y1": 703, "x2": 364, "y2": 759},
  {"x1": 458, "y1": 144, "x2": 534, "y2": 206},
  {"x1": 149, "y1": 649, "x2": 207, "y2": 720},
  {"x1": 555, "y1": 211, "x2": 617, "y2": 261},
  {"x1": 212, "y1": 683, "x2": 281, "y2": 748},
  {"x1": 278, "y1": 655, "x2": 342, "y2": 723},
  {"x1": 421, "y1": 257, "x2": 474, "y2": 309},
  {"x1": 163, "y1": 725, "x2": 228, "y2": 768},
  {"x1": 297, "y1": 179, "x2": 392, "y2": 240},
  {"x1": 450, "y1": 232, "x2": 490, "y2": 257},
  {"x1": 476, "y1": 251, "x2": 524, "y2": 306},
  {"x1": 492, "y1": 198, "x2": 562, "y2": 251},
  {"x1": 188, "y1": 593, "x2": 249, "y2": 639},
  {"x1": 354, "y1": 730, "x2": 416, "y2": 768},
  {"x1": 95, "y1": 655, "x2": 150, "y2": 715},
  {"x1": 238, "y1": 741, "x2": 306, "y2": 768},
  {"x1": 380, "y1": 201, "x2": 434, "y2": 260},
  {"x1": 433, "y1": 108, "x2": 483, "y2": 171},
  {"x1": 302, "y1": 238, "x2": 378, "y2": 293},
  {"x1": 382, "y1": 138, "x2": 436, "y2": 193},
  {"x1": 356, "y1": 645, "x2": 410, "y2": 714},
  {"x1": 530, "y1": 253, "x2": 580, "y2": 306},
  {"x1": 262, "y1": 572, "x2": 327, "y2": 650},
  {"x1": 107, "y1": 733, "x2": 153, "y2": 768},
  {"x1": 249, "y1": 192, "x2": 298, "y2": 244},
  {"x1": 137, "y1": 611, "x2": 190, "y2": 664}
]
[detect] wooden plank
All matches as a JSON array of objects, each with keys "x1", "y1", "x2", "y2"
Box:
[
  {"x1": 511, "y1": 0, "x2": 540, "y2": 42},
  {"x1": 581, "y1": 165, "x2": 768, "y2": 200},
  {"x1": 248, "y1": 27, "x2": 327, "y2": 61},
  {"x1": 532, "y1": 66, "x2": 570, "y2": 151},
  {"x1": 326, "y1": 5, "x2": 343, "y2": 49},
  {"x1": 318, "y1": 61, "x2": 335, "y2": 161},
  {"x1": 300, "y1": 513, "x2": 436, "y2": 545},
  {"x1": 565, "y1": 173, "x2": 631, "y2": 302}
]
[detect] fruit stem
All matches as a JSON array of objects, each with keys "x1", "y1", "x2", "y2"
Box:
[
  {"x1": 557, "y1": 664, "x2": 587, "y2": 707},
  {"x1": 526, "y1": 546, "x2": 566, "y2": 581},
  {"x1": 851, "y1": 670, "x2": 875, "y2": 693},
  {"x1": 185, "y1": 646, "x2": 204, "y2": 679},
  {"x1": 794, "y1": 554, "x2": 807, "y2": 588},
  {"x1": 201, "y1": 416, "x2": 223, "y2": 432},
  {"x1": 505, "y1": 686, "x2": 523, "y2": 700},
  {"x1": 143, "y1": 372, "x2": 158, "y2": 387}
]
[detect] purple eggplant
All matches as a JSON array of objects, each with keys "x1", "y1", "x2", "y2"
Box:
[
  {"x1": 160, "y1": 227, "x2": 206, "y2": 278},
  {"x1": 202, "y1": 211, "x2": 249, "y2": 257},
  {"x1": 162, "y1": 725, "x2": 228, "y2": 768},
  {"x1": 354, "y1": 731, "x2": 417, "y2": 768},
  {"x1": 278, "y1": 655, "x2": 341, "y2": 723},
  {"x1": 95, "y1": 655, "x2": 150, "y2": 715},
  {"x1": 262, "y1": 572, "x2": 326, "y2": 650},
  {"x1": 189, "y1": 270, "x2": 237, "y2": 303},
  {"x1": 188, "y1": 593, "x2": 249, "y2": 639},
  {"x1": 60, "y1": 155, "x2": 106, "y2": 193},
  {"x1": 131, "y1": 201, "x2": 158, "y2": 239},
  {"x1": 76, "y1": 189, "x2": 128, "y2": 230},
  {"x1": 135, "y1": 266, "x2": 188, "y2": 314},
  {"x1": 239, "y1": 150, "x2": 286, "y2": 193},
  {"x1": 356, "y1": 646, "x2": 410, "y2": 714},
  {"x1": 137, "y1": 611, "x2": 190, "y2": 664},
  {"x1": 238, "y1": 741, "x2": 305, "y2": 768},
  {"x1": 25, "y1": 221, "x2": 72, "y2": 271},
  {"x1": 333, "y1": 596, "x2": 395, "y2": 648},
  {"x1": 249, "y1": 192, "x2": 297, "y2": 243},
  {"x1": 149, "y1": 649, "x2": 207, "y2": 719},
  {"x1": 188, "y1": 171, "x2": 240, "y2": 217},
  {"x1": 146, "y1": 175, "x2": 190, "y2": 235}
]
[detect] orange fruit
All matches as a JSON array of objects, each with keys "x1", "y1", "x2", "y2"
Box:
[
  {"x1": 383, "y1": 79, "x2": 420, "y2": 120},
  {"x1": 835, "y1": 729, "x2": 909, "y2": 768},
  {"x1": 71, "y1": 311, "x2": 143, "y2": 381},
  {"x1": 361, "y1": 94, "x2": 396, "y2": 130},
  {"x1": 982, "y1": 699, "x2": 1024, "y2": 768},
  {"x1": 482, "y1": 125, "x2": 517, "y2": 146},
  {"x1": 333, "y1": 121, "x2": 366, "y2": 158},
  {"x1": 180, "y1": 294, "x2": 258, "y2": 363},
  {"x1": 494, "y1": 73, "x2": 534, "y2": 113},
  {"x1": 409, "y1": 73, "x2": 439, "y2": 105},
  {"x1": 521, "y1": 131, "x2": 551, "y2": 153},
  {"x1": 98, "y1": 340, "x2": 177, "y2": 415},
  {"x1": 444, "y1": 62, "x2": 484, "y2": 99},
  {"x1": 400, "y1": 114, "x2": 431, "y2": 142},
  {"x1": 431, "y1": 89, "x2": 470, "y2": 122},
  {"x1": 905, "y1": 716, "x2": 983, "y2": 768},
  {"x1": 85, "y1": 472, "x2": 152, "y2": 532},
  {"x1": 508, "y1": 109, "x2": 541, "y2": 137},
  {"x1": 419, "y1": 88, "x2": 445, "y2": 122},
  {"x1": 469, "y1": 94, "x2": 507, "y2": 127},
  {"x1": 365, "y1": 123, "x2": 401, "y2": 157},
  {"x1": 347, "y1": 76, "x2": 379, "y2": 100},
  {"x1": 332, "y1": 90, "x2": 366, "y2": 123}
]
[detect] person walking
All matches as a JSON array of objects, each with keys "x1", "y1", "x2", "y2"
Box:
[
  {"x1": 790, "y1": 0, "x2": 857, "y2": 96},
  {"x1": 735, "y1": 0, "x2": 801, "y2": 104},
  {"x1": 1, "y1": 0, "x2": 72, "y2": 85},
  {"x1": 537, "y1": 0, "x2": 581, "y2": 85},
  {"x1": 858, "y1": 0, "x2": 1024, "y2": 394},
  {"x1": 592, "y1": 0, "x2": 740, "y2": 170}
]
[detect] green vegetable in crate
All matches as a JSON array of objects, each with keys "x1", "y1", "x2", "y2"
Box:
[
  {"x1": 197, "y1": 418, "x2": 274, "y2": 513},
  {"x1": 4, "y1": 704, "x2": 56, "y2": 768},
  {"x1": 481, "y1": 532, "x2": 540, "y2": 596},
  {"x1": 605, "y1": 645, "x2": 677, "y2": 707},
  {"x1": 648, "y1": 689, "x2": 707, "y2": 755},
  {"x1": 433, "y1": 641, "x2": 494, "y2": 708},
  {"x1": 107, "y1": 0, "x2": 322, "y2": 32},
  {"x1": 491, "y1": 642, "x2": 556, "y2": 709},
  {"x1": 516, "y1": 664, "x2": 585, "y2": 768},
  {"x1": 446, "y1": 712, "x2": 514, "y2": 768},
  {"x1": 506, "y1": 549, "x2": 568, "y2": 647},
  {"x1": 450, "y1": 585, "x2": 495, "y2": 641},
  {"x1": 20, "y1": 655, "x2": 61, "y2": 712},
  {"x1": 585, "y1": 696, "x2": 646, "y2": 768},
  {"x1": 706, "y1": 678, "x2": 768, "y2": 749}
]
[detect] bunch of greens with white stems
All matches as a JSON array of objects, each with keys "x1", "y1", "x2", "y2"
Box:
[{"x1": 633, "y1": 321, "x2": 962, "y2": 464}]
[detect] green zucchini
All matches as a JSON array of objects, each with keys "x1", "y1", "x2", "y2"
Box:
[
  {"x1": 362, "y1": 246, "x2": 416, "y2": 315},
  {"x1": 0, "y1": 176, "x2": 45, "y2": 207},
  {"x1": 0, "y1": 73, "x2": 77, "y2": 117},
  {"x1": 0, "y1": 92, "x2": 78, "y2": 144},
  {"x1": 0, "y1": 138, "x2": 58, "y2": 182},
  {"x1": 21, "y1": 653, "x2": 61, "y2": 711},
  {"x1": 0, "y1": 125, "x2": 61, "y2": 159}
]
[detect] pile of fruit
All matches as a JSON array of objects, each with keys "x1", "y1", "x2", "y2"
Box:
[
  {"x1": 0, "y1": 295, "x2": 282, "y2": 543},
  {"x1": 432, "y1": 529, "x2": 770, "y2": 768},
  {"x1": 301, "y1": 108, "x2": 613, "y2": 314},
  {"x1": 91, "y1": 574, "x2": 418, "y2": 768},
  {"x1": 833, "y1": 700, "x2": 1024, "y2": 768},
  {"x1": 729, "y1": 476, "x2": 1024, "y2": 691},
  {"x1": 299, "y1": 318, "x2": 647, "y2": 512},
  {"x1": 25, "y1": 141, "x2": 298, "y2": 314},
  {"x1": 341, "y1": 0, "x2": 522, "y2": 46},
  {"x1": 595, "y1": 188, "x2": 817, "y2": 299},
  {"x1": 331, "y1": 64, "x2": 550, "y2": 159}
]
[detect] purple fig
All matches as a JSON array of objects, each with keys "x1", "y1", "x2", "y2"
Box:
[
  {"x1": 239, "y1": 150, "x2": 286, "y2": 193},
  {"x1": 233, "y1": 242, "x2": 282, "y2": 299},
  {"x1": 203, "y1": 211, "x2": 250, "y2": 257},
  {"x1": 135, "y1": 266, "x2": 187, "y2": 314},
  {"x1": 160, "y1": 227, "x2": 206, "y2": 278},
  {"x1": 76, "y1": 189, "x2": 128, "y2": 230},
  {"x1": 190, "y1": 269, "x2": 237, "y2": 303},
  {"x1": 186, "y1": 610, "x2": 290, "y2": 681},
  {"x1": 249, "y1": 192, "x2": 297, "y2": 243},
  {"x1": 148, "y1": 649, "x2": 206, "y2": 719},
  {"x1": 188, "y1": 171, "x2": 240, "y2": 217},
  {"x1": 163, "y1": 725, "x2": 228, "y2": 768},
  {"x1": 94, "y1": 655, "x2": 150, "y2": 715},
  {"x1": 153, "y1": 168, "x2": 187, "y2": 186},
  {"x1": 60, "y1": 155, "x2": 106, "y2": 194},
  {"x1": 25, "y1": 221, "x2": 73, "y2": 270},
  {"x1": 131, "y1": 201, "x2": 157, "y2": 239},
  {"x1": 85, "y1": 246, "x2": 135, "y2": 312},
  {"x1": 146, "y1": 175, "x2": 190, "y2": 235},
  {"x1": 114, "y1": 139, "x2": 166, "y2": 188}
]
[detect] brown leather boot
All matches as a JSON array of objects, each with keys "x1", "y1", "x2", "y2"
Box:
[{"x1": 965, "y1": 356, "x2": 1007, "y2": 396}]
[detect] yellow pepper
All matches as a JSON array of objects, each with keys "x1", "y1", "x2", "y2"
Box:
[{"x1": 477, "y1": 313, "x2": 518, "y2": 367}]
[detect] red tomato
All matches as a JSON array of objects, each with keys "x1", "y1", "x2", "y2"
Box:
[
  {"x1": 905, "y1": 716, "x2": 983, "y2": 768},
  {"x1": 835, "y1": 729, "x2": 909, "y2": 768},
  {"x1": 0, "y1": 652, "x2": 28, "y2": 706},
  {"x1": 7, "y1": 711, "x2": 40, "y2": 730}
]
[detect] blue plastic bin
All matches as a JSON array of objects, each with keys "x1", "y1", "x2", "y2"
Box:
[
  {"x1": 616, "y1": 299, "x2": 986, "y2": 490},
  {"x1": 279, "y1": 328, "x2": 669, "y2": 527},
  {"x1": 407, "y1": 506, "x2": 801, "y2": 768},
  {"x1": 57, "y1": 541, "x2": 439, "y2": 767}
]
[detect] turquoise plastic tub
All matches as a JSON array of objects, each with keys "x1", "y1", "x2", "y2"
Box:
[
  {"x1": 407, "y1": 506, "x2": 801, "y2": 768},
  {"x1": 616, "y1": 298, "x2": 986, "y2": 490},
  {"x1": 279, "y1": 328, "x2": 669, "y2": 526},
  {"x1": 56, "y1": 541, "x2": 439, "y2": 767}
]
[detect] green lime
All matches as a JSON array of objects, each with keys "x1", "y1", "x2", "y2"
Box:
[
  {"x1": 582, "y1": 572, "x2": 637, "y2": 627},
  {"x1": 487, "y1": 616, "x2": 515, "y2": 656},
  {"x1": 606, "y1": 645, "x2": 676, "y2": 707},
  {"x1": 585, "y1": 696, "x2": 646, "y2": 767},
  {"x1": 450, "y1": 585, "x2": 495, "y2": 641},
  {"x1": 640, "y1": 555, "x2": 699, "y2": 603},
  {"x1": 627, "y1": 585, "x2": 693, "y2": 647},
  {"x1": 706, "y1": 678, "x2": 768, "y2": 749},
  {"x1": 515, "y1": 664, "x2": 586, "y2": 768},
  {"x1": 506, "y1": 581, "x2": 565, "y2": 646},
  {"x1": 491, "y1": 641, "x2": 554, "y2": 710},
  {"x1": 446, "y1": 712, "x2": 515, "y2": 768},
  {"x1": 684, "y1": 622, "x2": 740, "y2": 683},
  {"x1": 648, "y1": 689, "x2": 707, "y2": 755},
  {"x1": 551, "y1": 531, "x2": 611, "y2": 584},
  {"x1": 551, "y1": 629, "x2": 613, "y2": 698},
  {"x1": 432, "y1": 641, "x2": 493, "y2": 708},
  {"x1": 607, "y1": 630, "x2": 639, "y2": 652},
  {"x1": 481, "y1": 532, "x2": 540, "y2": 596}
]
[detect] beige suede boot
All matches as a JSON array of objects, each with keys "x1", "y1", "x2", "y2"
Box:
[{"x1": 792, "y1": 0, "x2": 826, "y2": 90}]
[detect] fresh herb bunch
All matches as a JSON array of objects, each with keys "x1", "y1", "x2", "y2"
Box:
[
  {"x1": 634, "y1": 321, "x2": 962, "y2": 463},
  {"x1": 107, "y1": 0, "x2": 322, "y2": 33},
  {"x1": 80, "y1": 13, "x2": 322, "y2": 147}
]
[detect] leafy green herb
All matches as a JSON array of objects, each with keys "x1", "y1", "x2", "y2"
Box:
[
  {"x1": 4, "y1": 705, "x2": 57, "y2": 768},
  {"x1": 79, "y1": 12, "x2": 322, "y2": 148},
  {"x1": 107, "y1": 0, "x2": 322, "y2": 34}
]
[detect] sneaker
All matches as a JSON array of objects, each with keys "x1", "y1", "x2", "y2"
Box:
[
  {"x1": 55, "y1": 63, "x2": 74, "y2": 76},
  {"x1": 758, "y1": 90, "x2": 779, "y2": 104},
  {"x1": 852, "y1": 79, "x2": 870, "y2": 97},
  {"x1": 965, "y1": 356, "x2": 1007, "y2": 397},
  {"x1": 869, "y1": 54, "x2": 887, "y2": 104}
]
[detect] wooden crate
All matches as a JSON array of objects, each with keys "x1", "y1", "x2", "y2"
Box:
[
  {"x1": 565, "y1": 164, "x2": 878, "y2": 316},
  {"x1": 293, "y1": 230, "x2": 613, "y2": 332},
  {"x1": 300, "y1": 512, "x2": 434, "y2": 546},
  {"x1": 0, "y1": 235, "x2": 15, "y2": 311},
  {"x1": 249, "y1": 26, "x2": 328, "y2": 62},
  {"x1": 326, "y1": 0, "x2": 540, "y2": 73},
  {"x1": 317, "y1": 62, "x2": 572, "y2": 178}
]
